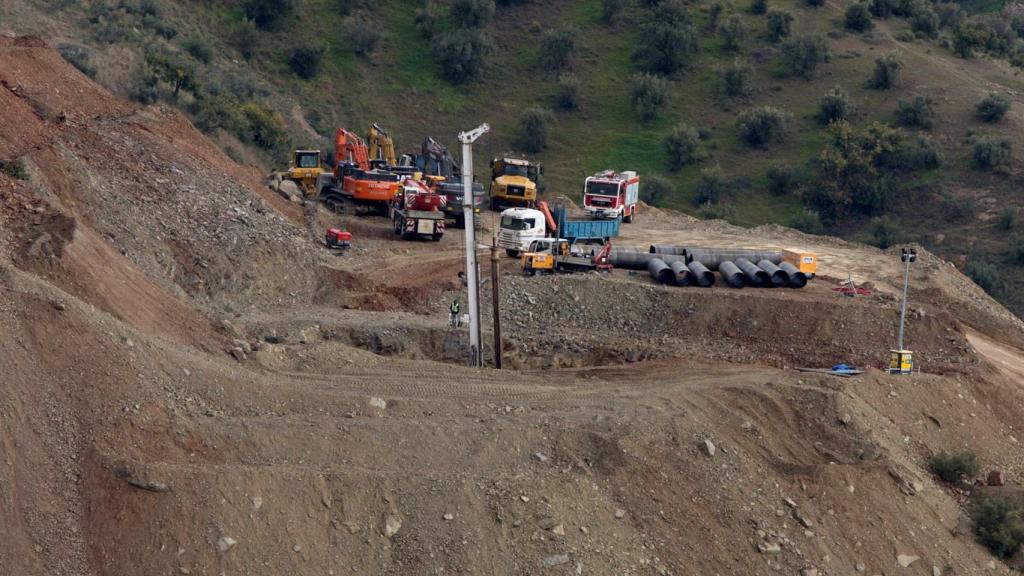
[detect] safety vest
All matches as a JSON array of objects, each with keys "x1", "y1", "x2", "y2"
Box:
[{"x1": 450, "y1": 301, "x2": 460, "y2": 314}]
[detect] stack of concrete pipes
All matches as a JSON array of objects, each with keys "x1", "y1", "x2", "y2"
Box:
[{"x1": 610, "y1": 246, "x2": 808, "y2": 289}]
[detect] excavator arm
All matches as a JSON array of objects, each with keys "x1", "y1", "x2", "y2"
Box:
[
  {"x1": 334, "y1": 128, "x2": 370, "y2": 179},
  {"x1": 367, "y1": 123, "x2": 397, "y2": 167}
]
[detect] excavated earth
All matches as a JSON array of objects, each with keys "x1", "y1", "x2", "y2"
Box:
[{"x1": 3, "y1": 35, "x2": 1024, "y2": 576}]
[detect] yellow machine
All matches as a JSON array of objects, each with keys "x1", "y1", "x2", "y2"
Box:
[
  {"x1": 521, "y1": 238, "x2": 612, "y2": 275},
  {"x1": 783, "y1": 249, "x2": 817, "y2": 277},
  {"x1": 889, "y1": 349, "x2": 913, "y2": 374},
  {"x1": 490, "y1": 157, "x2": 542, "y2": 211},
  {"x1": 284, "y1": 149, "x2": 325, "y2": 196},
  {"x1": 367, "y1": 123, "x2": 398, "y2": 168}
]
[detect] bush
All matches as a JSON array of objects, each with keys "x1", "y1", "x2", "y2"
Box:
[
  {"x1": 129, "y1": 61, "x2": 160, "y2": 104},
  {"x1": 971, "y1": 497, "x2": 1024, "y2": 558},
  {"x1": 911, "y1": 9, "x2": 939, "y2": 38},
  {"x1": 602, "y1": 0, "x2": 625, "y2": 23},
  {"x1": 335, "y1": 0, "x2": 363, "y2": 16},
  {"x1": 415, "y1": 4, "x2": 441, "y2": 38},
  {"x1": 804, "y1": 0, "x2": 824, "y2": 7},
  {"x1": 871, "y1": 216, "x2": 900, "y2": 248},
  {"x1": 695, "y1": 165, "x2": 726, "y2": 204},
  {"x1": 817, "y1": 86, "x2": 851, "y2": 124},
  {"x1": 735, "y1": 106, "x2": 787, "y2": 147},
  {"x1": 631, "y1": 0, "x2": 700, "y2": 75},
  {"x1": 0, "y1": 160, "x2": 28, "y2": 180},
  {"x1": 766, "y1": 162, "x2": 797, "y2": 195},
  {"x1": 289, "y1": 44, "x2": 326, "y2": 79},
  {"x1": 940, "y1": 191, "x2": 975, "y2": 222},
  {"x1": 189, "y1": 91, "x2": 247, "y2": 136},
  {"x1": 792, "y1": 209, "x2": 823, "y2": 233},
  {"x1": 664, "y1": 123, "x2": 701, "y2": 171},
  {"x1": 230, "y1": 19, "x2": 258, "y2": 60},
  {"x1": 632, "y1": 73, "x2": 669, "y2": 120},
  {"x1": 780, "y1": 35, "x2": 830, "y2": 79},
  {"x1": 895, "y1": 95, "x2": 935, "y2": 129},
  {"x1": 433, "y1": 29, "x2": 492, "y2": 83},
  {"x1": 697, "y1": 201, "x2": 737, "y2": 221},
  {"x1": 869, "y1": 0, "x2": 895, "y2": 18},
  {"x1": 240, "y1": 103, "x2": 287, "y2": 150},
  {"x1": 641, "y1": 174, "x2": 674, "y2": 206},
  {"x1": 58, "y1": 44, "x2": 97, "y2": 78},
  {"x1": 845, "y1": 3, "x2": 874, "y2": 32},
  {"x1": 1010, "y1": 234, "x2": 1024, "y2": 265},
  {"x1": 766, "y1": 10, "x2": 794, "y2": 43},
  {"x1": 717, "y1": 59, "x2": 752, "y2": 99},
  {"x1": 749, "y1": 0, "x2": 767, "y2": 15},
  {"x1": 931, "y1": 450, "x2": 980, "y2": 483},
  {"x1": 866, "y1": 52, "x2": 902, "y2": 89},
  {"x1": 965, "y1": 254, "x2": 1003, "y2": 293},
  {"x1": 182, "y1": 34, "x2": 214, "y2": 64},
  {"x1": 244, "y1": 0, "x2": 295, "y2": 30},
  {"x1": 971, "y1": 135, "x2": 1012, "y2": 170},
  {"x1": 554, "y1": 73, "x2": 580, "y2": 110},
  {"x1": 936, "y1": 3, "x2": 962, "y2": 29},
  {"x1": 897, "y1": 135, "x2": 942, "y2": 169},
  {"x1": 539, "y1": 28, "x2": 577, "y2": 73},
  {"x1": 348, "y1": 20, "x2": 381, "y2": 56},
  {"x1": 706, "y1": 1, "x2": 726, "y2": 32},
  {"x1": 976, "y1": 92, "x2": 1010, "y2": 123},
  {"x1": 814, "y1": 121, "x2": 902, "y2": 221},
  {"x1": 720, "y1": 14, "x2": 747, "y2": 51},
  {"x1": 999, "y1": 207, "x2": 1017, "y2": 231},
  {"x1": 517, "y1": 107, "x2": 553, "y2": 153},
  {"x1": 451, "y1": 0, "x2": 495, "y2": 28}
]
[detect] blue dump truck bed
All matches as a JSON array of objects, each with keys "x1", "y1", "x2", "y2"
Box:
[{"x1": 553, "y1": 206, "x2": 620, "y2": 242}]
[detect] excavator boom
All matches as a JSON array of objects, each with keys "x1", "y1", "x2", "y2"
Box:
[
  {"x1": 334, "y1": 128, "x2": 370, "y2": 178},
  {"x1": 368, "y1": 123, "x2": 398, "y2": 167}
]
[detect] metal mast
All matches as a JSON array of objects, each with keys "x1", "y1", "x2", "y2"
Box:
[{"x1": 458, "y1": 123, "x2": 490, "y2": 367}]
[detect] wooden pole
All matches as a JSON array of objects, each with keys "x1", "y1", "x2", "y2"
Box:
[{"x1": 490, "y1": 244, "x2": 502, "y2": 369}]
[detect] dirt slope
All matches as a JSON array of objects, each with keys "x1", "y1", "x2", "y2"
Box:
[{"x1": 3, "y1": 35, "x2": 1024, "y2": 576}]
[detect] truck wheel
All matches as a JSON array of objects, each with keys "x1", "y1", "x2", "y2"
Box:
[
  {"x1": 432, "y1": 233, "x2": 443, "y2": 242},
  {"x1": 506, "y1": 249, "x2": 520, "y2": 258},
  {"x1": 623, "y1": 207, "x2": 634, "y2": 223}
]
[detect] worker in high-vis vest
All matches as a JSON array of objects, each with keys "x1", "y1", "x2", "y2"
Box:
[{"x1": 449, "y1": 299, "x2": 461, "y2": 327}]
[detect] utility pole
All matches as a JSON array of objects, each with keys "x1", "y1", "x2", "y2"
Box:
[
  {"x1": 458, "y1": 123, "x2": 490, "y2": 368},
  {"x1": 490, "y1": 244, "x2": 502, "y2": 369}
]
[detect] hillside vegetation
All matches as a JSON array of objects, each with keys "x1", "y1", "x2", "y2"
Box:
[{"x1": 3, "y1": 0, "x2": 1024, "y2": 313}]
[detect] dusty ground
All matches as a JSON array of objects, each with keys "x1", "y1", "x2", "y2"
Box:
[{"x1": 3, "y1": 35, "x2": 1024, "y2": 576}]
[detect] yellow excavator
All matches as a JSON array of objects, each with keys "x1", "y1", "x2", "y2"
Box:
[
  {"x1": 367, "y1": 123, "x2": 398, "y2": 168},
  {"x1": 283, "y1": 149, "x2": 326, "y2": 196}
]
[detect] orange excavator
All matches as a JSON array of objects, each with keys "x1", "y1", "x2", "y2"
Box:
[{"x1": 318, "y1": 128, "x2": 402, "y2": 214}]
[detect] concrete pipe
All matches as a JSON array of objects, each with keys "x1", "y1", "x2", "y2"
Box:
[
  {"x1": 689, "y1": 250, "x2": 783, "y2": 270},
  {"x1": 613, "y1": 246, "x2": 643, "y2": 254},
  {"x1": 778, "y1": 262, "x2": 808, "y2": 288},
  {"x1": 735, "y1": 258, "x2": 770, "y2": 287},
  {"x1": 670, "y1": 260, "x2": 693, "y2": 287},
  {"x1": 649, "y1": 245, "x2": 687, "y2": 255},
  {"x1": 611, "y1": 251, "x2": 686, "y2": 270},
  {"x1": 687, "y1": 261, "x2": 715, "y2": 287},
  {"x1": 648, "y1": 258, "x2": 675, "y2": 284},
  {"x1": 757, "y1": 259, "x2": 790, "y2": 288},
  {"x1": 718, "y1": 260, "x2": 747, "y2": 288}
]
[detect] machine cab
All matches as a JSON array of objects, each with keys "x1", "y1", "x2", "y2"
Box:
[{"x1": 291, "y1": 150, "x2": 321, "y2": 170}]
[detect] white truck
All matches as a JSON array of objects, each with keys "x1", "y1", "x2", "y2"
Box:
[
  {"x1": 496, "y1": 207, "x2": 547, "y2": 257},
  {"x1": 497, "y1": 202, "x2": 621, "y2": 257},
  {"x1": 582, "y1": 170, "x2": 640, "y2": 222}
]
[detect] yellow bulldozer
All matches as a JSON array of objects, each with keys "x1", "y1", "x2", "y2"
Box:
[{"x1": 283, "y1": 149, "x2": 327, "y2": 197}]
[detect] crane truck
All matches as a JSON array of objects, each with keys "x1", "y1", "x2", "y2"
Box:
[
  {"x1": 390, "y1": 178, "x2": 446, "y2": 241},
  {"x1": 489, "y1": 157, "x2": 542, "y2": 210},
  {"x1": 582, "y1": 170, "x2": 640, "y2": 222}
]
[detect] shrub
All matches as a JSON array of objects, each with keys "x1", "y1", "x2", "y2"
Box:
[
  {"x1": 58, "y1": 44, "x2": 97, "y2": 79},
  {"x1": 129, "y1": 62, "x2": 160, "y2": 104},
  {"x1": 999, "y1": 207, "x2": 1017, "y2": 231},
  {"x1": 766, "y1": 10, "x2": 794, "y2": 43},
  {"x1": 952, "y1": 22, "x2": 996, "y2": 58},
  {"x1": 0, "y1": 160, "x2": 28, "y2": 180},
  {"x1": 749, "y1": 0, "x2": 767, "y2": 15},
  {"x1": 631, "y1": 73, "x2": 669, "y2": 120},
  {"x1": 641, "y1": 174, "x2": 674, "y2": 206},
  {"x1": 720, "y1": 14, "x2": 747, "y2": 51},
  {"x1": 897, "y1": 135, "x2": 942, "y2": 169},
  {"x1": 866, "y1": 52, "x2": 902, "y2": 89},
  {"x1": 539, "y1": 28, "x2": 577, "y2": 73},
  {"x1": 1013, "y1": 15, "x2": 1024, "y2": 38},
  {"x1": 230, "y1": 19, "x2": 258, "y2": 60},
  {"x1": 1010, "y1": 234, "x2": 1024, "y2": 264},
  {"x1": 971, "y1": 497, "x2": 1024, "y2": 558},
  {"x1": 289, "y1": 44, "x2": 326, "y2": 79},
  {"x1": 911, "y1": 9, "x2": 939, "y2": 38},
  {"x1": 336, "y1": 0, "x2": 364, "y2": 16},
  {"x1": 706, "y1": 1, "x2": 726, "y2": 32},
  {"x1": 792, "y1": 209, "x2": 823, "y2": 233},
  {"x1": 966, "y1": 252, "x2": 1003, "y2": 292},
  {"x1": 976, "y1": 92, "x2": 1010, "y2": 123},
  {"x1": 895, "y1": 95, "x2": 935, "y2": 129},
  {"x1": 602, "y1": 0, "x2": 625, "y2": 23},
  {"x1": 244, "y1": 0, "x2": 295, "y2": 30},
  {"x1": 433, "y1": 29, "x2": 492, "y2": 83},
  {"x1": 664, "y1": 123, "x2": 701, "y2": 171},
  {"x1": 817, "y1": 86, "x2": 851, "y2": 124},
  {"x1": 939, "y1": 191, "x2": 975, "y2": 222},
  {"x1": 735, "y1": 106, "x2": 787, "y2": 147},
  {"x1": 871, "y1": 216, "x2": 900, "y2": 248},
  {"x1": 189, "y1": 91, "x2": 247, "y2": 135},
  {"x1": 240, "y1": 103, "x2": 287, "y2": 150},
  {"x1": 780, "y1": 34, "x2": 830, "y2": 79},
  {"x1": 697, "y1": 201, "x2": 737, "y2": 221},
  {"x1": 554, "y1": 73, "x2": 580, "y2": 110},
  {"x1": 804, "y1": 0, "x2": 824, "y2": 7},
  {"x1": 182, "y1": 34, "x2": 214, "y2": 64},
  {"x1": 631, "y1": 0, "x2": 700, "y2": 75},
  {"x1": 814, "y1": 121, "x2": 902, "y2": 221},
  {"x1": 717, "y1": 59, "x2": 752, "y2": 99},
  {"x1": 971, "y1": 135, "x2": 1012, "y2": 170},
  {"x1": 695, "y1": 165, "x2": 726, "y2": 204},
  {"x1": 869, "y1": 0, "x2": 895, "y2": 18},
  {"x1": 415, "y1": 4, "x2": 441, "y2": 37},
  {"x1": 517, "y1": 107, "x2": 553, "y2": 153},
  {"x1": 931, "y1": 450, "x2": 980, "y2": 483},
  {"x1": 766, "y1": 162, "x2": 797, "y2": 195},
  {"x1": 936, "y1": 3, "x2": 962, "y2": 29},
  {"x1": 451, "y1": 0, "x2": 495, "y2": 28},
  {"x1": 348, "y1": 20, "x2": 381, "y2": 56},
  {"x1": 845, "y1": 3, "x2": 874, "y2": 32}
]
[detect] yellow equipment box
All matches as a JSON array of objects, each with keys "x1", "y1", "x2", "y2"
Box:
[
  {"x1": 889, "y1": 349, "x2": 913, "y2": 374},
  {"x1": 783, "y1": 249, "x2": 817, "y2": 277}
]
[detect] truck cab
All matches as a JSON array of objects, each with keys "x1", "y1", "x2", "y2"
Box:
[
  {"x1": 489, "y1": 158, "x2": 542, "y2": 210},
  {"x1": 497, "y1": 207, "x2": 546, "y2": 257},
  {"x1": 583, "y1": 170, "x2": 640, "y2": 222}
]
